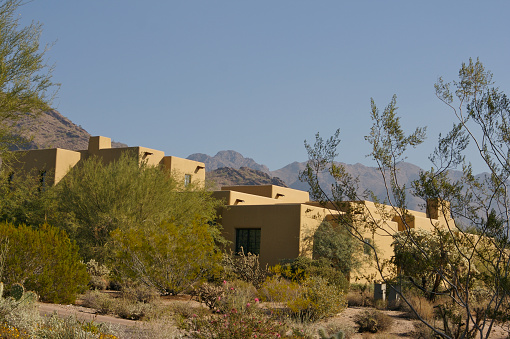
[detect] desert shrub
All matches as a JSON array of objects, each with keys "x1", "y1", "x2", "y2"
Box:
[
  {"x1": 81, "y1": 290, "x2": 158, "y2": 320},
  {"x1": 354, "y1": 309, "x2": 394, "y2": 333},
  {"x1": 121, "y1": 283, "x2": 159, "y2": 303},
  {"x1": 0, "y1": 295, "x2": 40, "y2": 335},
  {"x1": 191, "y1": 282, "x2": 224, "y2": 309},
  {"x1": 406, "y1": 294, "x2": 436, "y2": 322},
  {"x1": 35, "y1": 314, "x2": 118, "y2": 338},
  {"x1": 277, "y1": 257, "x2": 349, "y2": 292},
  {"x1": 412, "y1": 321, "x2": 436, "y2": 339},
  {"x1": 347, "y1": 284, "x2": 373, "y2": 307},
  {"x1": 86, "y1": 259, "x2": 110, "y2": 290},
  {"x1": 0, "y1": 222, "x2": 88, "y2": 303},
  {"x1": 81, "y1": 290, "x2": 116, "y2": 315},
  {"x1": 259, "y1": 275, "x2": 303, "y2": 303},
  {"x1": 192, "y1": 280, "x2": 257, "y2": 314},
  {"x1": 112, "y1": 219, "x2": 222, "y2": 295},
  {"x1": 114, "y1": 298, "x2": 157, "y2": 320},
  {"x1": 56, "y1": 152, "x2": 223, "y2": 263},
  {"x1": 286, "y1": 276, "x2": 346, "y2": 323},
  {"x1": 221, "y1": 250, "x2": 268, "y2": 289},
  {"x1": 184, "y1": 303, "x2": 287, "y2": 339},
  {"x1": 261, "y1": 275, "x2": 346, "y2": 323},
  {"x1": 0, "y1": 324, "x2": 31, "y2": 339}
]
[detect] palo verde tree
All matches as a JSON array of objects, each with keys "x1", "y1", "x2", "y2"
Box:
[
  {"x1": 0, "y1": 0, "x2": 57, "y2": 158},
  {"x1": 55, "y1": 152, "x2": 223, "y2": 263},
  {"x1": 301, "y1": 59, "x2": 510, "y2": 338}
]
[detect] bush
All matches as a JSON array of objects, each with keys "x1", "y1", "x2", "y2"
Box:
[
  {"x1": 277, "y1": 257, "x2": 350, "y2": 292},
  {"x1": 184, "y1": 304, "x2": 286, "y2": 339},
  {"x1": 354, "y1": 310, "x2": 394, "y2": 333},
  {"x1": 221, "y1": 250, "x2": 268, "y2": 289},
  {"x1": 81, "y1": 290, "x2": 159, "y2": 320},
  {"x1": 0, "y1": 222, "x2": 88, "y2": 303},
  {"x1": 192, "y1": 280, "x2": 257, "y2": 314},
  {"x1": 86, "y1": 259, "x2": 110, "y2": 290},
  {"x1": 261, "y1": 275, "x2": 346, "y2": 323},
  {"x1": 121, "y1": 283, "x2": 159, "y2": 304},
  {"x1": 112, "y1": 219, "x2": 222, "y2": 295}
]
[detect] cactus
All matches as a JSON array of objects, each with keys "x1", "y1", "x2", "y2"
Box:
[
  {"x1": 10, "y1": 283, "x2": 24, "y2": 301},
  {"x1": 23, "y1": 291, "x2": 38, "y2": 303},
  {"x1": 318, "y1": 328, "x2": 345, "y2": 339}
]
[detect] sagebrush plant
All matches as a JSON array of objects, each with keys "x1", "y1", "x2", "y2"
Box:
[
  {"x1": 35, "y1": 314, "x2": 118, "y2": 338},
  {"x1": 184, "y1": 301, "x2": 287, "y2": 339},
  {"x1": 354, "y1": 309, "x2": 394, "y2": 333},
  {"x1": 0, "y1": 294, "x2": 118, "y2": 338},
  {"x1": 81, "y1": 290, "x2": 160, "y2": 320}
]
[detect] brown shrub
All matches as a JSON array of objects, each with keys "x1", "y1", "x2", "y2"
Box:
[{"x1": 354, "y1": 309, "x2": 394, "y2": 333}]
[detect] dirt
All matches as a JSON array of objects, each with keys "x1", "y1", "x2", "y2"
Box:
[{"x1": 37, "y1": 297, "x2": 510, "y2": 339}]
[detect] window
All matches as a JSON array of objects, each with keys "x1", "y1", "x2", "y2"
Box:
[
  {"x1": 184, "y1": 174, "x2": 191, "y2": 187},
  {"x1": 235, "y1": 228, "x2": 261, "y2": 255}
]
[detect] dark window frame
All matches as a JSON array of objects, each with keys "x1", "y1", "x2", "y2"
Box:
[{"x1": 235, "y1": 228, "x2": 261, "y2": 255}]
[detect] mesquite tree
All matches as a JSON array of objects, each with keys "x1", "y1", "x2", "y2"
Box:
[{"x1": 301, "y1": 59, "x2": 510, "y2": 339}]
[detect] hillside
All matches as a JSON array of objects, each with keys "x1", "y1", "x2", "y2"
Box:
[
  {"x1": 188, "y1": 150, "x2": 270, "y2": 173},
  {"x1": 11, "y1": 109, "x2": 126, "y2": 150},
  {"x1": 207, "y1": 167, "x2": 287, "y2": 190},
  {"x1": 188, "y1": 150, "x2": 472, "y2": 211}
]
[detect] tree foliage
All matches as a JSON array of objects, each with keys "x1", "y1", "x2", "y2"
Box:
[
  {"x1": 0, "y1": 0, "x2": 57, "y2": 157},
  {"x1": 301, "y1": 59, "x2": 510, "y2": 338},
  {"x1": 112, "y1": 219, "x2": 222, "y2": 295},
  {"x1": 312, "y1": 220, "x2": 360, "y2": 276},
  {"x1": 0, "y1": 222, "x2": 88, "y2": 303},
  {"x1": 54, "y1": 152, "x2": 223, "y2": 262}
]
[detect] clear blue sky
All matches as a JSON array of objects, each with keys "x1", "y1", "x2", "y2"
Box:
[{"x1": 18, "y1": 1, "x2": 510, "y2": 173}]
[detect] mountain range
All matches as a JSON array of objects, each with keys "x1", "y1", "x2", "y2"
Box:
[
  {"x1": 16, "y1": 109, "x2": 468, "y2": 212},
  {"x1": 188, "y1": 150, "x2": 429, "y2": 211},
  {"x1": 12, "y1": 109, "x2": 126, "y2": 150}
]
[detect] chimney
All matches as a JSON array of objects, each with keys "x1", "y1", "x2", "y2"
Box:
[
  {"x1": 88, "y1": 136, "x2": 111, "y2": 155},
  {"x1": 426, "y1": 198, "x2": 451, "y2": 220}
]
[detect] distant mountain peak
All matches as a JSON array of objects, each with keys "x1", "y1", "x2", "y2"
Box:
[
  {"x1": 187, "y1": 150, "x2": 270, "y2": 173},
  {"x1": 207, "y1": 167, "x2": 287, "y2": 190}
]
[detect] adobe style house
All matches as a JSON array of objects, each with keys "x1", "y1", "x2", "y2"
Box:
[
  {"x1": 8, "y1": 136, "x2": 205, "y2": 186},
  {"x1": 8, "y1": 136, "x2": 453, "y2": 282},
  {"x1": 213, "y1": 185, "x2": 453, "y2": 282}
]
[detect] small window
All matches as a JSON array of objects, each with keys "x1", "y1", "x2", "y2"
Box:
[
  {"x1": 363, "y1": 238, "x2": 372, "y2": 255},
  {"x1": 235, "y1": 228, "x2": 261, "y2": 255},
  {"x1": 184, "y1": 174, "x2": 191, "y2": 187}
]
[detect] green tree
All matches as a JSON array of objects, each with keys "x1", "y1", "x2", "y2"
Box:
[
  {"x1": 0, "y1": 222, "x2": 88, "y2": 303},
  {"x1": 112, "y1": 219, "x2": 223, "y2": 295},
  {"x1": 0, "y1": 0, "x2": 57, "y2": 158},
  {"x1": 0, "y1": 169, "x2": 58, "y2": 226},
  {"x1": 312, "y1": 220, "x2": 360, "y2": 277},
  {"x1": 55, "y1": 152, "x2": 223, "y2": 262},
  {"x1": 301, "y1": 59, "x2": 510, "y2": 338}
]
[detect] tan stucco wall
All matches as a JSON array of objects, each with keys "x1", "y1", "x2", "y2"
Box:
[
  {"x1": 11, "y1": 148, "x2": 82, "y2": 185},
  {"x1": 219, "y1": 203, "x2": 328, "y2": 267},
  {"x1": 161, "y1": 156, "x2": 206, "y2": 186},
  {"x1": 221, "y1": 185, "x2": 310, "y2": 203},
  {"x1": 212, "y1": 190, "x2": 291, "y2": 206},
  {"x1": 8, "y1": 136, "x2": 205, "y2": 188}
]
